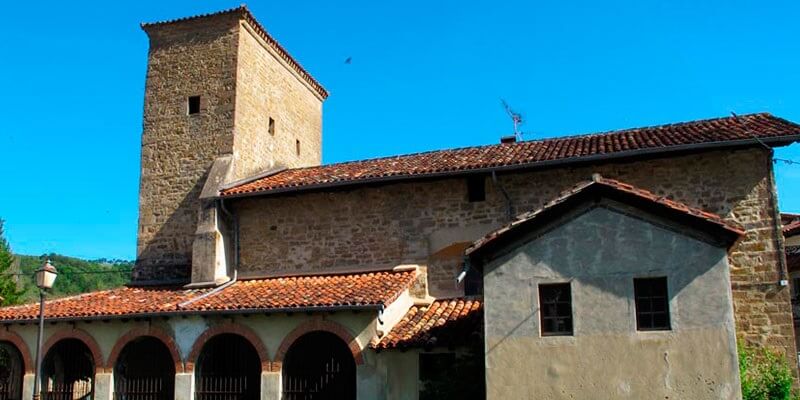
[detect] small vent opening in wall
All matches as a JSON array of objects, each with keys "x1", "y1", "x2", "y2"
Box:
[
  {"x1": 188, "y1": 96, "x2": 201, "y2": 115},
  {"x1": 269, "y1": 117, "x2": 276, "y2": 136},
  {"x1": 296, "y1": 139, "x2": 301, "y2": 156}
]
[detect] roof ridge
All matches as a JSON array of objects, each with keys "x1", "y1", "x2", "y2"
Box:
[{"x1": 241, "y1": 113, "x2": 777, "y2": 173}]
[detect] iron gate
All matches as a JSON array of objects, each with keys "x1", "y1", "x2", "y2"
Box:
[
  {"x1": 114, "y1": 377, "x2": 169, "y2": 400},
  {"x1": 281, "y1": 331, "x2": 356, "y2": 400}
]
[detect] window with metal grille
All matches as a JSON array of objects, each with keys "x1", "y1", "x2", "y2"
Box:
[
  {"x1": 539, "y1": 283, "x2": 572, "y2": 336},
  {"x1": 188, "y1": 96, "x2": 201, "y2": 115},
  {"x1": 634, "y1": 277, "x2": 671, "y2": 331}
]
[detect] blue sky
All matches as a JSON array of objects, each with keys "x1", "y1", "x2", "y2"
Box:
[{"x1": 0, "y1": 0, "x2": 798, "y2": 260}]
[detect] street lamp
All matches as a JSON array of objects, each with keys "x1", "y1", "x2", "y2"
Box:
[{"x1": 32, "y1": 260, "x2": 57, "y2": 400}]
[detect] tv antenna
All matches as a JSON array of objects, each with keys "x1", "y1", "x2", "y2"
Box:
[{"x1": 501, "y1": 99, "x2": 525, "y2": 141}]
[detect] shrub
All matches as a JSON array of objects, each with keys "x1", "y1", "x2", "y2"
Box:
[{"x1": 739, "y1": 341, "x2": 797, "y2": 400}]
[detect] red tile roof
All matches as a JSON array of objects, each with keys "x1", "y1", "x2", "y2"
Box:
[
  {"x1": 372, "y1": 298, "x2": 482, "y2": 350},
  {"x1": 466, "y1": 175, "x2": 744, "y2": 258},
  {"x1": 785, "y1": 220, "x2": 800, "y2": 237},
  {"x1": 141, "y1": 6, "x2": 328, "y2": 99},
  {"x1": 0, "y1": 270, "x2": 416, "y2": 322},
  {"x1": 222, "y1": 113, "x2": 800, "y2": 197}
]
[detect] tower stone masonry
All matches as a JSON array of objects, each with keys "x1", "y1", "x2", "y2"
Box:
[{"x1": 135, "y1": 7, "x2": 326, "y2": 282}]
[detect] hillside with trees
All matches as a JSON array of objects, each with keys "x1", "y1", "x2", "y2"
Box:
[{"x1": 14, "y1": 254, "x2": 132, "y2": 303}]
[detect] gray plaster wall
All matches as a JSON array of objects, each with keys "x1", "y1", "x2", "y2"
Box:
[{"x1": 483, "y1": 203, "x2": 741, "y2": 399}]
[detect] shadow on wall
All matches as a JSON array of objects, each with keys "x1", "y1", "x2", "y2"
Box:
[{"x1": 134, "y1": 175, "x2": 210, "y2": 283}]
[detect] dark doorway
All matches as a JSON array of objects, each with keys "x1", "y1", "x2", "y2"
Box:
[
  {"x1": 281, "y1": 331, "x2": 356, "y2": 400},
  {"x1": 41, "y1": 339, "x2": 94, "y2": 400},
  {"x1": 114, "y1": 337, "x2": 175, "y2": 400},
  {"x1": 0, "y1": 342, "x2": 23, "y2": 400},
  {"x1": 195, "y1": 334, "x2": 260, "y2": 400}
]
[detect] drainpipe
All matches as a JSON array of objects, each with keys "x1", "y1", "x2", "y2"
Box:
[
  {"x1": 731, "y1": 112, "x2": 788, "y2": 285},
  {"x1": 491, "y1": 170, "x2": 515, "y2": 221}
]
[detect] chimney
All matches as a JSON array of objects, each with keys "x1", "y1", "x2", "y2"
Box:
[{"x1": 500, "y1": 135, "x2": 517, "y2": 144}]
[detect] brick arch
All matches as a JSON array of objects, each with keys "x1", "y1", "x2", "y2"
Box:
[
  {"x1": 273, "y1": 319, "x2": 364, "y2": 372},
  {"x1": 186, "y1": 323, "x2": 270, "y2": 372},
  {"x1": 106, "y1": 327, "x2": 184, "y2": 373},
  {"x1": 0, "y1": 330, "x2": 33, "y2": 373},
  {"x1": 43, "y1": 328, "x2": 104, "y2": 370}
]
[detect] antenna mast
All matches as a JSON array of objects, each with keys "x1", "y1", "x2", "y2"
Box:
[{"x1": 501, "y1": 99, "x2": 524, "y2": 141}]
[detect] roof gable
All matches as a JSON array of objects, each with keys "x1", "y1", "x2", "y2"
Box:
[{"x1": 465, "y1": 175, "x2": 744, "y2": 260}]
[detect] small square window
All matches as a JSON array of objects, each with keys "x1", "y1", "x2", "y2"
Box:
[
  {"x1": 188, "y1": 96, "x2": 201, "y2": 115},
  {"x1": 268, "y1": 117, "x2": 276, "y2": 136},
  {"x1": 466, "y1": 176, "x2": 486, "y2": 202},
  {"x1": 539, "y1": 283, "x2": 572, "y2": 336},
  {"x1": 296, "y1": 139, "x2": 301, "y2": 156},
  {"x1": 634, "y1": 277, "x2": 671, "y2": 331}
]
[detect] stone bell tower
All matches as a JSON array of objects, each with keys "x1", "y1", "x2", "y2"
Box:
[{"x1": 135, "y1": 6, "x2": 327, "y2": 283}]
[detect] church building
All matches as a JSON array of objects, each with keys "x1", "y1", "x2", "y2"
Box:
[{"x1": 0, "y1": 6, "x2": 798, "y2": 400}]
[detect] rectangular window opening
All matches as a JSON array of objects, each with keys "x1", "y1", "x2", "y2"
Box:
[
  {"x1": 188, "y1": 96, "x2": 201, "y2": 115},
  {"x1": 634, "y1": 277, "x2": 671, "y2": 331},
  {"x1": 268, "y1": 117, "x2": 276, "y2": 136},
  {"x1": 466, "y1": 176, "x2": 486, "y2": 202},
  {"x1": 296, "y1": 139, "x2": 301, "y2": 156},
  {"x1": 539, "y1": 283, "x2": 572, "y2": 336}
]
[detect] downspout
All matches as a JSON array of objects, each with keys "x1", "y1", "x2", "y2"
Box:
[
  {"x1": 765, "y1": 149, "x2": 789, "y2": 285},
  {"x1": 731, "y1": 112, "x2": 788, "y2": 285},
  {"x1": 178, "y1": 198, "x2": 239, "y2": 308},
  {"x1": 491, "y1": 170, "x2": 515, "y2": 221}
]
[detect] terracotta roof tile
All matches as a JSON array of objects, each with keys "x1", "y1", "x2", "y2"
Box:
[
  {"x1": 141, "y1": 6, "x2": 327, "y2": 99},
  {"x1": 466, "y1": 175, "x2": 744, "y2": 257},
  {"x1": 222, "y1": 113, "x2": 800, "y2": 197},
  {"x1": 0, "y1": 270, "x2": 415, "y2": 322},
  {"x1": 784, "y1": 220, "x2": 800, "y2": 237},
  {"x1": 372, "y1": 298, "x2": 482, "y2": 350}
]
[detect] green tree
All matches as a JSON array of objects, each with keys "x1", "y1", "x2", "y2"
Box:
[
  {"x1": 0, "y1": 220, "x2": 23, "y2": 305},
  {"x1": 739, "y1": 340, "x2": 799, "y2": 400}
]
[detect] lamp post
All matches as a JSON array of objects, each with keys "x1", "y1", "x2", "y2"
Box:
[{"x1": 31, "y1": 260, "x2": 57, "y2": 400}]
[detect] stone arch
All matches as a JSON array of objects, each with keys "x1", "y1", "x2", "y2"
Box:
[
  {"x1": 106, "y1": 326, "x2": 184, "y2": 373},
  {"x1": 273, "y1": 319, "x2": 364, "y2": 371},
  {"x1": 0, "y1": 330, "x2": 33, "y2": 373},
  {"x1": 42, "y1": 328, "x2": 104, "y2": 370},
  {"x1": 186, "y1": 323, "x2": 269, "y2": 372}
]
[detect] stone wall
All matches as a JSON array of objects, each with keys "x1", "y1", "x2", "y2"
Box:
[
  {"x1": 137, "y1": 15, "x2": 241, "y2": 281},
  {"x1": 233, "y1": 22, "x2": 323, "y2": 179},
  {"x1": 135, "y1": 13, "x2": 324, "y2": 281},
  {"x1": 234, "y1": 147, "x2": 798, "y2": 371}
]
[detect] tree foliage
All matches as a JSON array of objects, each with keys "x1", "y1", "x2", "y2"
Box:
[
  {"x1": 739, "y1": 340, "x2": 798, "y2": 400},
  {"x1": 0, "y1": 220, "x2": 23, "y2": 305},
  {"x1": 15, "y1": 254, "x2": 131, "y2": 303}
]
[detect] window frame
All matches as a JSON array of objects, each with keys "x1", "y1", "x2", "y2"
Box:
[
  {"x1": 633, "y1": 277, "x2": 671, "y2": 331},
  {"x1": 538, "y1": 282, "x2": 573, "y2": 337}
]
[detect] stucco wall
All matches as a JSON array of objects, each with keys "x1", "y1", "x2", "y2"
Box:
[{"x1": 482, "y1": 204, "x2": 741, "y2": 399}]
